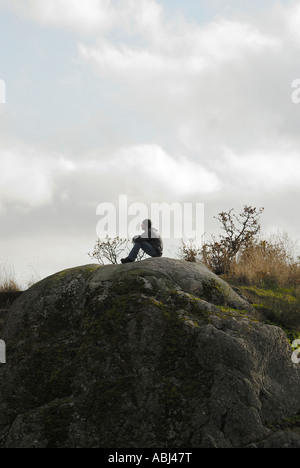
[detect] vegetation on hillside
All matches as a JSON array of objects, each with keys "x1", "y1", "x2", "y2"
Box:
[
  {"x1": 180, "y1": 206, "x2": 300, "y2": 343},
  {"x1": 0, "y1": 261, "x2": 21, "y2": 292}
]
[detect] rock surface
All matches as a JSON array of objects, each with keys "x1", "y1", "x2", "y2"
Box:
[
  {"x1": 0, "y1": 257, "x2": 299, "y2": 448},
  {"x1": 0, "y1": 292, "x2": 23, "y2": 334}
]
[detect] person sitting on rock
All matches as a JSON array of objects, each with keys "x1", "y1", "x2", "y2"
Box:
[{"x1": 121, "y1": 219, "x2": 163, "y2": 263}]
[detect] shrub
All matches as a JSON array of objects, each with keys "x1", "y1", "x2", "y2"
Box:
[
  {"x1": 88, "y1": 236, "x2": 129, "y2": 265},
  {"x1": 88, "y1": 236, "x2": 146, "y2": 264},
  {"x1": 201, "y1": 206, "x2": 264, "y2": 274},
  {"x1": 178, "y1": 239, "x2": 202, "y2": 263}
]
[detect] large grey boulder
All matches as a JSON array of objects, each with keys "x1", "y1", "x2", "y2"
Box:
[{"x1": 0, "y1": 257, "x2": 299, "y2": 448}]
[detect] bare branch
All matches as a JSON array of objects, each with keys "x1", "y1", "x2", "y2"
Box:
[{"x1": 88, "y1": 235, "x2": 129, "y2": 265}]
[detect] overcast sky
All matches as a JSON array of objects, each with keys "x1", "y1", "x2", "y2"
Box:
[{"x1": 0, "y1": 0, "x2": 300, "y2": 286}]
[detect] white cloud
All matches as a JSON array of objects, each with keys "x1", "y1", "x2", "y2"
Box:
[
  {"x1": 78, "y1": 15, "x2": 280, "y2": 81},
  {"x1": 284, "y1": 1, "x2": 300, "y2": 45},
  {"x1": 59, "y1": 144, "x2": 221, "y2": 199},
  {"x1": 216, "y1": 145, "x2": 300, "y2": 193},
  {"x1": 0, "y1": 142, "x2": 75, "y2": 209},
  {"x1": 78, "y1": 12, "x2": 282, "y2": 156},
  {"x1": 2, "y1": 0, "x2": 295, "y2": 203},
  {"x1": 0, "y1": 0, "x2": 116, "y2": 34},
  {"x1": 106, "y1": 144, "x2": 221, "y2": 196},
  {"x1": 0, "y1": 0, "x2": 164, "y2": 36},
  {"x1": 121, "y1": 0, "x2": 163, "y2": 38},
  {"x1": 0, "y1": 140, "x2": 219, "y2": 212}
]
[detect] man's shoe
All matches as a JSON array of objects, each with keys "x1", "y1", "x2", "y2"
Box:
[{"x1": 121, "y1": 257, "x2": 134, "y2": 264}]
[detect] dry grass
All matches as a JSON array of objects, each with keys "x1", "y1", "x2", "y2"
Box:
[
  {"x1": 223, "y1": 233, "x2": 300, "y2": 338},
  {"x1": 229, "y1": 233, "x2": 300, "y2": 289},
  {"x1": 0, "y1": 261, "x2": 21, "y2": 292}
]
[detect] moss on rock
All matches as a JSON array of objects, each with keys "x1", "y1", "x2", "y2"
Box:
[{"x1": 0, "y1": 258, "x2": 299, "y2": 448}]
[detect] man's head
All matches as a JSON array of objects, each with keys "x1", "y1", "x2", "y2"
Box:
[{"x1": 141, "y1": 219, "x2": 152, "y2": 231}]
